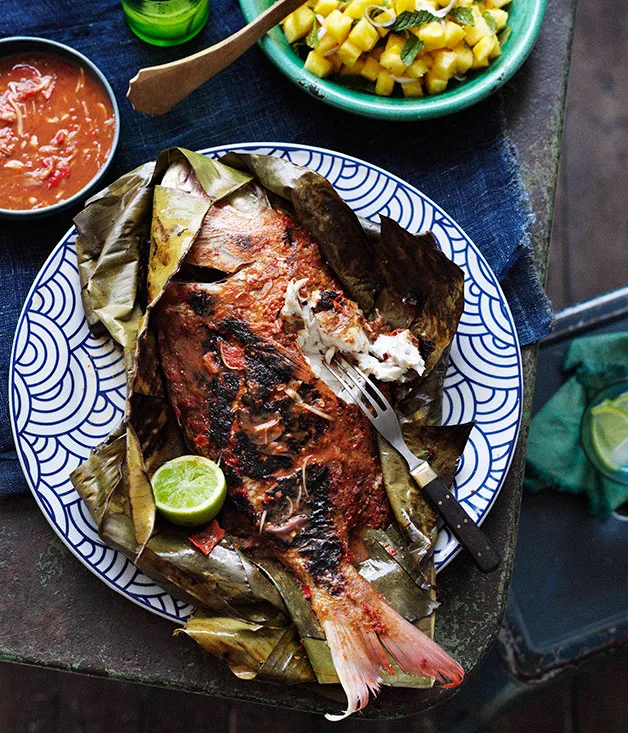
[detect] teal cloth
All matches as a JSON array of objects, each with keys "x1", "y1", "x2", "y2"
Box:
[{"x1": 525, "y1": 333, "x2": 628, "y2": 518}]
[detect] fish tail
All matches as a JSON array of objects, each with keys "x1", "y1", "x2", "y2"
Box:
[
  {"x1": 314, "y1": 568, "x2": 463, "y2": 721},
  {"x1": 320, "y1": 596, "x2": 389, "y2": 721},
  {"x1": 376, "y1": 596, "x2": 465, "y2": 688}
]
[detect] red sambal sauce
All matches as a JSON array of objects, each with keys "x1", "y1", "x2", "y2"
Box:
[{"x1": 0, "y1": 53, "x2": 115, "y2": 210}]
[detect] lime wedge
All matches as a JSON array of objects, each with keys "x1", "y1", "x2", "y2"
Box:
[
  {"x1": 611, "y1": 392, "x2": 628, "y2": 415},
  {"x1": 590, "y1": 404, "x2": 628, "y2": 471},
  {"x1": 152, "y1": 455, "x2": 226, "y2": 527}
]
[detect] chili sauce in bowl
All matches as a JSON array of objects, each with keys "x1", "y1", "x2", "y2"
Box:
[{"x1": 0, "y1": 38, "x2": 119, "y2": 218}]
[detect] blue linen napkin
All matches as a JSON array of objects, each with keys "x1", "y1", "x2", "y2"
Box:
[{"x1": 1, "y1": 0, "x2": 553, "y2": 497}]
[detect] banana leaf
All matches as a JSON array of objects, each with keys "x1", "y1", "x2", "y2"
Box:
[
  {"x1": 74, "y1": 148, "x2": 252, "y2": 359},
  {"x1": 71, "y1": 149, "x2": 468, "y2": 691},
  {"x1": 176, "y1": 608, "x2": 316, "y2": 684},
  {"x1": 73, "y1": 425, "x2": 285, "y2": 614},
  {"x1": 379, "y1": 423, "x2": 474, "y2": 577}
]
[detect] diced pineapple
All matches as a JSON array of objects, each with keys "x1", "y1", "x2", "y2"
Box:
[
  {"x1": 485, "y1": 8, "x2": 508, "y2": 31},
  {"x1": 351, "y1": 58, "x2": 366, "y2": 74},
  {"x1": 406, "y1": 57, "x2": 430, "y2": 79},
  {"x1": 380, "y1": 49, "x2": 407, "y2": 76},
  {"x1": 402, "y1": 80, "x2": 424, "y2": 97},
  {"x1": 485, "y1": 0, "x2": 511, "y2": 8},
  {"x1": 431, "y1": 50, "x2": 458, "y2": 80},
  {"x1": 375, "y1": 70, "x2": 395, "y2": 96},
  {"x1": 317, "y1": 33, "x2": 339, "y2": 55},
  {"x1": 425, "y1": 70, "x2": 448, "y2": 94},
  {"x1": 470, "y1": 53, "x2": 489, "y2": 70},
  {"x1": 348, "y1": 18, "x2": 379, "y2": 52},
  {"x1": 282, "y1": 7, "x2": 315, "y2": 44},
  {"x1": 379, "y1": 33, "x2": 406, "y2": 74},
  {"x1": 314, "y1": 0, "x2": 339, "y2": 17},
  {"x1": 344, "y1": 0, "x2": 371, "y2": 20},
  {"x1": 304, "y1": 50, "x2": 334, "y2": 78},
  {"x1": 337, "y1": 39, "x2": 363, "y2": 67},
  {"x1": 443, "y1": 21, "x2": 465, "y2": 49},
  {"x1": 489, "y1": 35, "x2": 502, "y2": 59},
  {"x1": 395, "y1": 0, "x2": 416, "y2": 13},
  {"x1": 340, "y1": 57, "x2": 365, "y2": 74},
  {"x1": 463, "y1": 8, "x2": 492, "y2": 46},
  {"x1": 385, "y1": 34, "x2": 406, "y2": 54},
  {"x1": 473, "y1": 35, "x2": 495, "y2": 65},
  {"x1": 325, "y1": 9, "x2": 353, "y2": 43},
  {"x1": 452, "y1": 43, "x2": 473, "y2": 74},
  {"x1": 328, "y1": 53, "x2": 344, "y2": 72},
  {"x1": 417, "y1": 22, "x2": 447, "y2": 52},
  {"x1": 360, "y1": 56, "x2": 383, "y2": 81},
  {"x1": 370, "y1": 45, "x2": 384, "y2": 60}
]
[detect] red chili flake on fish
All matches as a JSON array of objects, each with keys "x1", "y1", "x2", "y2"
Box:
[
  {"x1": 195, "y1": 434, "x2": 210, "y2": 449},
  {"x1": 219, "y1": 341, "x2": 247, "y2": 370},
  {"x1": 189, "y1": 520, "x2": 225, "y2": 556}
]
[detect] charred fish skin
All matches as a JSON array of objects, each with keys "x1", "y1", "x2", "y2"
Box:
[
  {"x1": 154, "y1": 175, "x2": 463, "y2": 717},
  {"x1": 156, "y1": 274, "x2": 388, "y2": 528}
]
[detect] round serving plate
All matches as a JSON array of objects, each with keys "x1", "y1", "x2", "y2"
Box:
[
  {"x1": 9, "y1": 143, "x2": 522, "y2": 623},
  {"x1": 239, "y1": 0, "x2": 547, "y2": 120}
]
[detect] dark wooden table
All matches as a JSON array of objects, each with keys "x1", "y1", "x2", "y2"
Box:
[{"x1": 0, "y1": 0, "x2": 578, "y2": 720}]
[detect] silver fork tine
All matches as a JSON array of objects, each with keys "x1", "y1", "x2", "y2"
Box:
[
  {"x1": 321, "y1": 360, "x2": 362, "y2": 403},
  {"x1": 335, "y1": 355, "x2": 390, "y2": 411},
  {"x1": 324, "y1": 359, "x2": 384, "y2": 416}
]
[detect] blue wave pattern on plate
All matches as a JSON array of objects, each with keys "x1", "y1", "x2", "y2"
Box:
[{"x1": 10, "y1": 144, "x2": 522, "y2": 624}]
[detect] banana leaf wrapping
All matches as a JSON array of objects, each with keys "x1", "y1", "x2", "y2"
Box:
[{"x1": 71, "y1": 149, "x2": 467, "y2": 690}]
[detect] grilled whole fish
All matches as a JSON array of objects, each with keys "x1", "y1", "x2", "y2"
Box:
[{"x1": 154, "y1": 166, "x2": 463, "y2": 717}]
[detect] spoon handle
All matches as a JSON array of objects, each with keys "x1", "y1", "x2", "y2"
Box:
[{"x1": 127, "y1": 0, "x2": 306, "y2": 116}]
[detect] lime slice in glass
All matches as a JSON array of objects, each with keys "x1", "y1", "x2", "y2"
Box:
[
  {"x1": 152, "y1": 455, "x2": 227, "y2": 526},
  {"x1": 590, "y1": 404, "x2": 628, "y2": 472},
  {"x1": 611, "y1": 392, "x2": 628, "y2": 415}
]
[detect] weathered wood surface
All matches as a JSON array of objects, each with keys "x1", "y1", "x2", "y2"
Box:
[{"x1": 546, "y1": 0, "x2": 628, "y2": 307}]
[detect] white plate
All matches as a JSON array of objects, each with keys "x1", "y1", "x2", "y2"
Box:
[{"x1": 9, "y1": 143, "x2": 522, "y2": 624}]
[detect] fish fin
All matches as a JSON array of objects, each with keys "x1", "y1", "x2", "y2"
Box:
[{"x1": 375, "y1": 597, "x2": 464, "y2": 688}]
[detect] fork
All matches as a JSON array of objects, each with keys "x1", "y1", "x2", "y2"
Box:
[{"x1": 324, "y1": 356, "x2": 501, "y2": 573}]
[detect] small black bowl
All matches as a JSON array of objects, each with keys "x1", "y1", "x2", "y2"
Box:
[{"x1": 0, "y1": 36, "x2": 120, "y2": 219}]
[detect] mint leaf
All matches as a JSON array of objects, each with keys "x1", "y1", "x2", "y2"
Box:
[
  {"x1": 389, "y1": 10, "x2": 437, "y2": 32},
  {"x1": 291, "y1": 41, "x2": 309, "y2": 58},
  {"x1": 483, "y1": 11, "x2": 497, "y2": 33},
  {"x1": 497, "y1": 26, "x2": 511, "y2": 46},
  {"x1": 449, "y1": 7, "x2": 475, "y2": 26},
  {"x1": 306, "y1": 23, "x2": 320, "y2": 49},
  {"x1": 401, "y1": 36, "x2": 424, "y2": 66}
]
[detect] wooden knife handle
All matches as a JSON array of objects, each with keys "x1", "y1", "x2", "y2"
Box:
[{"x1": 410, "y1": 464, "x2": 501, "y2": 573}]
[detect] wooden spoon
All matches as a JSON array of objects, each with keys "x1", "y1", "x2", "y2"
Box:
[{"x1": 127, "y1": 0, "x2": 307, "y2": 116}]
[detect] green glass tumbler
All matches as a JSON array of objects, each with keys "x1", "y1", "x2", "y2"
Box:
[{"x1": 122, "y1": 0, "x2": 210, "y2": 47}]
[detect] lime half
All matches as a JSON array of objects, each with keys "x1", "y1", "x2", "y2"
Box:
[
  {"x1": 152, "y1": 455, "x2": 227, "y2": 527},
  {"x1": 590, "y1": 404, "x2": 628, "y2": 472}
]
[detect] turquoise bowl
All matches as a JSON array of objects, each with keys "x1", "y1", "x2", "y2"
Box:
[{"x1": 238, "y1": 0, "x2": 547, "y2": 120}]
